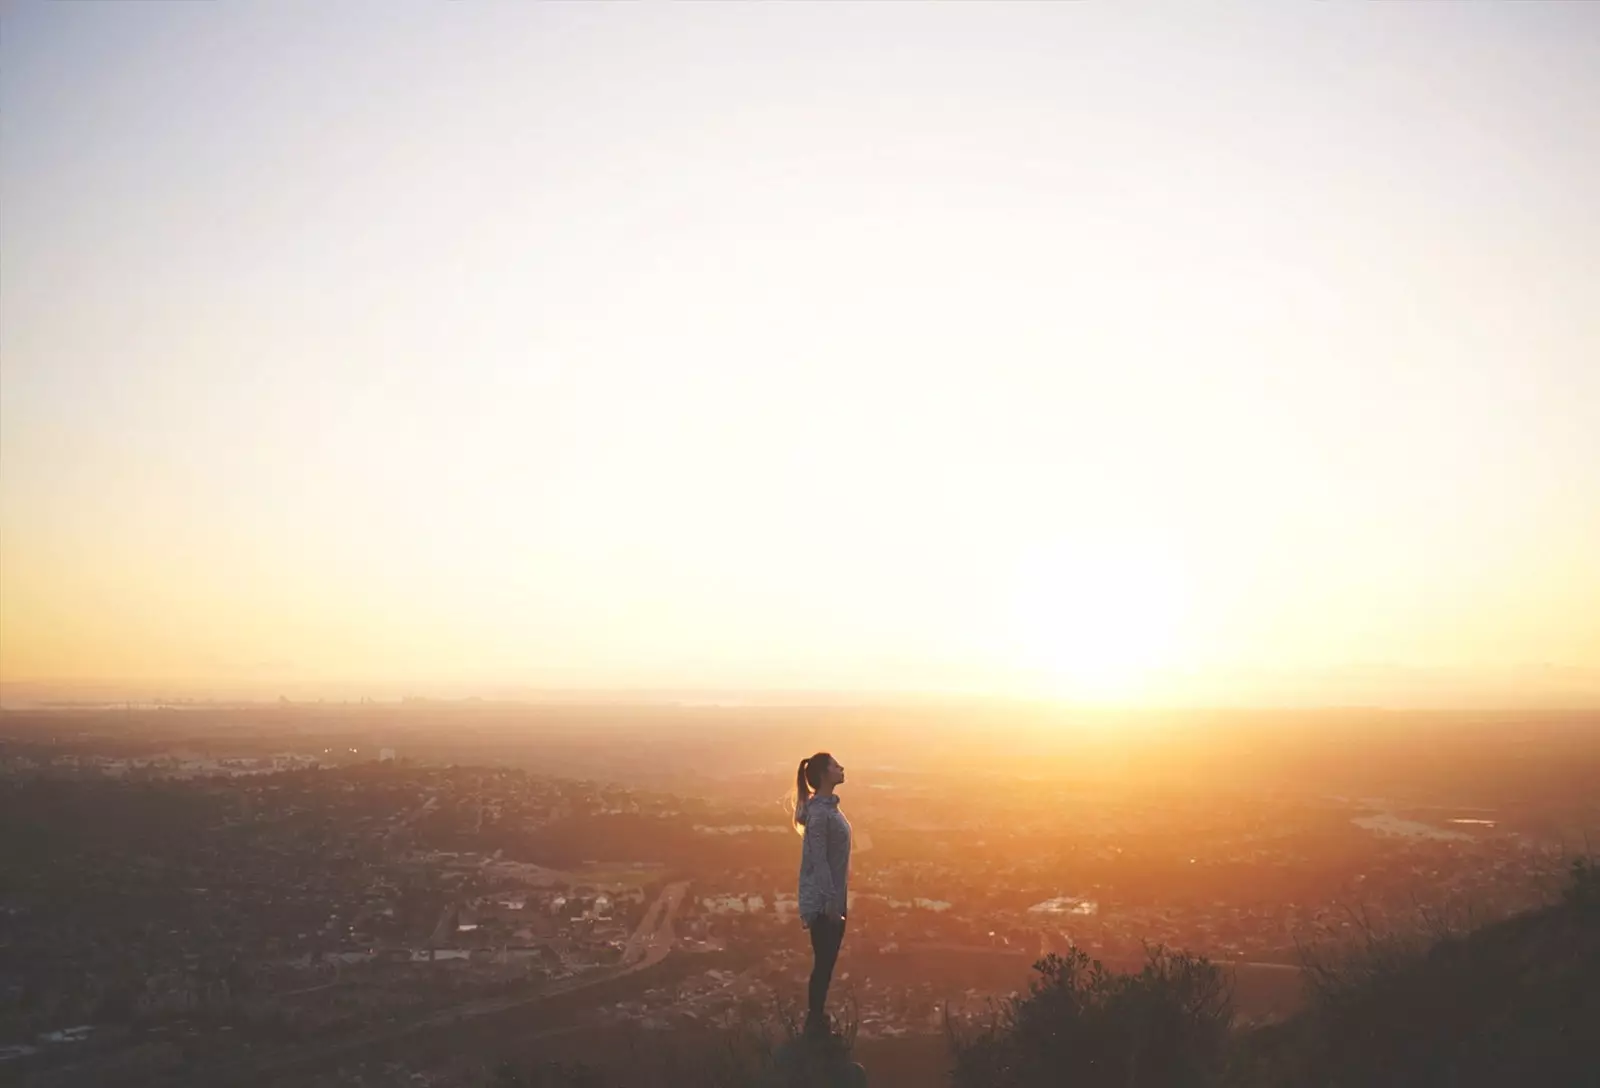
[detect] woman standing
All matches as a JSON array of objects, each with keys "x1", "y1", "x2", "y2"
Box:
[{"x1": 794, "y1": 751, "x2": 852, "y2": 1038}]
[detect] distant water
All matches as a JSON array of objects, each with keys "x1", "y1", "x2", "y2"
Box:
[
  {"x1": 1028, "y1": 896, "x2": 1099, "y2": 916},
  {"x1": 1351, "y1": 813, "x2": 1473, "y2": 842}
]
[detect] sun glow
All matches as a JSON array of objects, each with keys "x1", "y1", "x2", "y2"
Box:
[{"x1": 1004, "y1": 535, "x2": 1190, "y2": 703}]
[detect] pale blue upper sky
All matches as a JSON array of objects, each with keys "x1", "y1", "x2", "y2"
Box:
[{"x1": 2, "y1": 3, "x2": 1597, "y2": 703}]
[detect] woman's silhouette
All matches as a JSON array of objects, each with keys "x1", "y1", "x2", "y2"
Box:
[{"x1": 793, "y1": 751, "x2": 852, "y2": 1038}]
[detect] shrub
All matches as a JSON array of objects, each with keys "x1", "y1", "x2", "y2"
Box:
[
  {"x1": 1562, "y1": 856, "x2": 1598, "y2": 914},
  {"x1": 949, "y1": 946, "x2": 1233, "y2": 1088}
]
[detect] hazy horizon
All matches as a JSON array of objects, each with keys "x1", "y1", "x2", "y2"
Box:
[
  {"x1": 3, "y1": 4, "x2": 1598, "y2": 708},
  {"x1": 6, "y1": 664, "x2": 1600, "y2": 713}
]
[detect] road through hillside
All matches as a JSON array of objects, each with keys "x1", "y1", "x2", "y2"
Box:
[{"x1": 23, "y1": 881, "x2": 692, "y2": 1088}]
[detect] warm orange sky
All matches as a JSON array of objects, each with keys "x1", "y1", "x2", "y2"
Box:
[{"x1": 2, "y1": 5, "x2": 1598, "y2": 706}]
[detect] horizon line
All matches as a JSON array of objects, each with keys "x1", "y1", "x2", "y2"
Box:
[{"x1": 3, "y1": 686, "x2": 1598, "y2": 716}]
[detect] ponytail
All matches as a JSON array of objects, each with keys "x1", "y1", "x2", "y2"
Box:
[
  {"x1": 793, "y1": 758, "x2": 813, "y2": 834},
  {"x1": 791, "y1": 751, "x2": 833, "y2": 835}
]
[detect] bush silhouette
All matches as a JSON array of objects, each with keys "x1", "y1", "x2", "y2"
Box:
[{"x1": 948, "y1": 946, "x2": 1232, "y2": 1088}]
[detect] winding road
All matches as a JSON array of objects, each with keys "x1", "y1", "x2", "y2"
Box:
[{"x1": 25, "y1": 880, "x2": 692, "y2": 1088}]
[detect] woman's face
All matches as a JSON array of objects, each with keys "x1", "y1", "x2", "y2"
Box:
[{"x1": 826, "y1": 757, "x2": 846, "y2": 787}]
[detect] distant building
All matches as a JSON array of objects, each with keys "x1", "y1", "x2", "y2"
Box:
[
  {"x1": 379, "y1": 748, "x2": 396, "y2": 763},
  {"x1": 701, "y1": 895, "x2": 748, "y2": 914},
  {"x1": 1027, "y1": 896, "x2": 1098, "y2": 916}
]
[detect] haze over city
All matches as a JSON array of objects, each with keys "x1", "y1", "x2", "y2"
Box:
[{"x1": 3, "y1": 3, "x2": 1598, "y2": 709}]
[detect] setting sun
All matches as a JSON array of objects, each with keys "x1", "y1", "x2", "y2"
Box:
[{"x1": 1003, "y1": 534, "x2": 1189, "y2": 703}]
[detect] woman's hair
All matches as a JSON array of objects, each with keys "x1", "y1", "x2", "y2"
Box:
[{"x1": 792, "y1": 752, "x2": 833, "y2": 835}]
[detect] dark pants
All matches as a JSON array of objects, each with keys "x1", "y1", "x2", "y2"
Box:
[{"x1": 807, "y1": 914, "x2": 846, "y2": 1029}]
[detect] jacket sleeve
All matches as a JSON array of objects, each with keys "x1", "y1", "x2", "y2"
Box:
[{"x1": 801, "y1": 806, "x2": 837, "y2": 912}]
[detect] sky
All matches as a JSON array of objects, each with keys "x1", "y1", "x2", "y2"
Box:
[{"x1": 1, "y1": 3, "x2": 1597, "y2": 706}]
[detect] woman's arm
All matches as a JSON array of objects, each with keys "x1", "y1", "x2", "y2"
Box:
[{"x1": 802, "y1": 806, "x2": 839, "y2": 920}]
